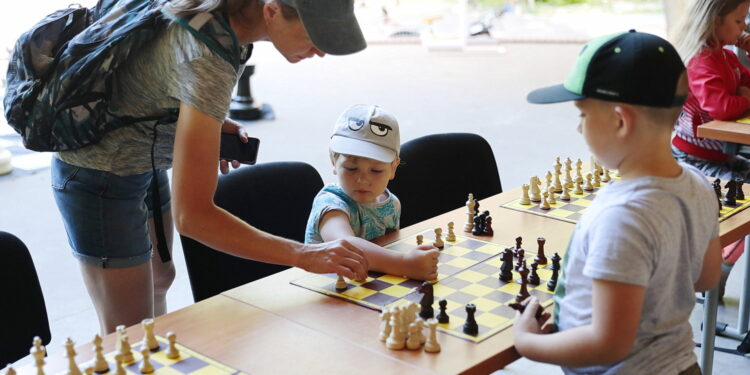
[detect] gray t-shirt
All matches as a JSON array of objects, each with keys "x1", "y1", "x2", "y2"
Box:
[
  {"x1": 554, "y1": 163, "x2": 718, "y2": 375},
  {"x1": 57, "y1": 21, "x2": 243, "y2": 175}
]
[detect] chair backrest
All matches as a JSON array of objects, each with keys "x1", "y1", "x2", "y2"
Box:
[
  {"x1": 180, "y1": 161, "x2": 324, "y2": 302},
  {"x1": 389, "y1": 133, "x2": 502, "y2": 228},
  {"x1": 0, "y1": 232, "x2": 51, "y2": 364}
]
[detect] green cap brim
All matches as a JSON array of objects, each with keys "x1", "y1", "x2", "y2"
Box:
[{"x1": 527, "y1": 84, "x2": 585, "y2": 104}]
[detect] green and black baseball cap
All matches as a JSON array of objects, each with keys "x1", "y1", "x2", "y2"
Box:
[{"x1": 527, "y1": 30, "x2": 686, "y2": 108}]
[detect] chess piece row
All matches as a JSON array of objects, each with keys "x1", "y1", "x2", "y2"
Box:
[
  {"x1": 11, "y1": 319, "x2": 181, "y2": 375},
  {"x1": 379, "y1": 301, "x2": 441, "y2": 353},
  {"x1": 415, "y1": 223, "x2": 458, "y2": 249},
  {"x1": 714, "y1": 177, "x2": 745, "y2": 211},
  {"x1": 520, "y1": 157, "x2": 614, "y2": 208}
]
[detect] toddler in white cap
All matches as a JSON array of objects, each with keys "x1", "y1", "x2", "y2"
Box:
[{"x1": 304, "y1": 104, "x2": 439, "y2": 281}]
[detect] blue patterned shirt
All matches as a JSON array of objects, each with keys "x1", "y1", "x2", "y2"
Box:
[{"x1": 304, "y1": 184, "x2": 401, "y2": 243}]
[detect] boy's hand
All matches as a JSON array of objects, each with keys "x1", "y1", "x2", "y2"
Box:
[
  {"x1": 297, "y1": 239, "x2": 370, "y2": 281},
  {"x1": 514, "y1": 297, "x2": 553, "y2": 336},
  {"x1": 219, "y1": 118, "x2": 248, "y2": 174},
  {"x1": 401, "y1": 245, "x2": 440, "y2": 280}
]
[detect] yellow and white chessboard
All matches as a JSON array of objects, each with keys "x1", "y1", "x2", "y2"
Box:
[
  {"x1": 69, "y1": 336, "x2": 247, "y2": 375},
  {"x1": 291, "y1": 231, "x2": 555, "y2": 343}
]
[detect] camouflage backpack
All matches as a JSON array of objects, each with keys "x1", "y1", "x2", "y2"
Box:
[{"x1": 4, "y1": 0, "x2": 250, "y2": 152}]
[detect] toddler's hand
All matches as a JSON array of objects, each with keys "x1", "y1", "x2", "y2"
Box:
[
  {"x1": 514, "y1": 297, "x2": 553, "y2": 336},
  {"x1": 401, "y1": 245, "x2": 440, "y2": 281},
  {"x1": 738, "y1": 31, "x2": 750, "y2": 52}
]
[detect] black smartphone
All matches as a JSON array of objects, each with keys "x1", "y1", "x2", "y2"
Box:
[{"x1": 219, "y1": 133, "x2": 260, "y2": 165}]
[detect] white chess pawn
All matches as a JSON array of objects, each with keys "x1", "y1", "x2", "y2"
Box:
[
  {"x1": 416, "y1": 234, "x2": 423, "y2": 245},
  {"x1": 593, "y1": 170, "x2": 601, "y2": 188},
  {"x1": 424, "y1": 319, "x2": 441, "y2": 353},
  {"x1": 119, "y1": 335, "x2": 134, "y2": 364},
  {"x1": 520, "y1": 184, "x2": 531, "y2": 205},
  {"x1": 139, "y1": 348, "x2": 154, "y2": 374},
  {"x1": 446, "y1": 222, "x2": 456, "y2": 242},
  {"x1": 547, "y1": 187, "x2": 557, "y2": 205},
  {"x1": 114, "y1": 355, "x2": 126, "y2": 375},
  {"x1": 406, "y1": 322, "x2": 422, "y2": 350},
  {"x1": 379, "y1": 309, "x2": 393, "y2": 342},
  {"x1": 141, "y1": 318, "x2": 159, "y2": 351},
  {"x1": 386, "y1": 309, "x2": 405, "y2": 350},
  {"x1": 584, "y1": 173, "x2": 594, "y2": 191},
  {"x1": 64, "y1": 338, "x2": 81, "y2": 375},
  {"x1": 83, "y1": 367, "x2": 93, "y2": 375},
  {"x1": 4, "y1": 366, "x2": 16, "y2": 375},
  {"x1": 574, "y1": 176, "x2": 584, "y2": 195},
  {"x1": 433, "y1": 227, "x2": 444, "y2": 249},
  {"x1": 335, "y1": 275, "x2": 347, "y2": 290},
  {"x1": 603, "y1": 168, "x2": 612, "y2": 182},
  {"x1": 561, "y1": 185, "x2": 571, "y2": 201},
  {"x1": 92, "y1": 334, "x2": 109, "y2": 373},
  {"x1": 540, "y1": 192, "x2": 550, "y2": 210},
  {"x1": 166, "y1": 332, "x2": 180, "y2": 359}
]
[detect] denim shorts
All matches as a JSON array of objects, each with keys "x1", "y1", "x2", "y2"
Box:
[
  {"x1": 672, "y1": 145, "x2": 750, "y2": 182},
  {"x1": 51, "y1": 157, "x2": 171, "y2": 268}
]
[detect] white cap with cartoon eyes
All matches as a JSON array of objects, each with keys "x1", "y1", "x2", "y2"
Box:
[{"x1": 330, "y1": 104, "x2": 400, "y2": 163}]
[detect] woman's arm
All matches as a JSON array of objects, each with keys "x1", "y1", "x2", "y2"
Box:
[
  {"x1": 171, "y1": 102, "x2": 369, "y2": 279},
  {"x1": 319, "y1": 210, "x2": 439, "y2": 280}
]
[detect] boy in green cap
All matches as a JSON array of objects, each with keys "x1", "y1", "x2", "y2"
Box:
[{"x1": 517, "y1": 30, "x2": 722, "y2": 375}]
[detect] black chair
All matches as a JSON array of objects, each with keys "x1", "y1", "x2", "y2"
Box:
[
  {"x1": 180, "y1": 161, "x2": 324, "y2": 302},
  {"x1": 0, "y1": 232, "x2": 51, "y2": 364},
  {"x1": 389, "y1": 133, "x2": 502, "y2": 228}
]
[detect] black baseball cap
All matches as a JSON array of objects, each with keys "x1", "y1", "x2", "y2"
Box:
[
  {"x1": 279, "y1": 0, "x2": 366, "y2": 56},
  {"x1": 527, "y1": 30, "x2": 686, "y2": 108}
]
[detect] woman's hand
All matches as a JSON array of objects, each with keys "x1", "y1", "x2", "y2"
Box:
[
  {"x1": 220, "y1": 118, "x2": 249, "y2": 174},
  {"x1": 296, "y1": 238, "x2": 370, "y2": 281}
]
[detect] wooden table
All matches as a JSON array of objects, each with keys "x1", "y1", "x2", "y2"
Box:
[
  {"x1": 15, "y1": 185, "x2": 750, "y2": 375},
  {"x1": 696, "y1": 120, "x2": 750, "y2": 375}
]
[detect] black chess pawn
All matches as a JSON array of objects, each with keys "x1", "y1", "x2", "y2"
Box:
[
  {"x1": 515, "y1": 256, "x2": 526, "y2": 272},
  {"x1": 418, "y1": 281, "x2": 435, "y2": 320},
  {"x1": 462, "y1": 304, "x2": 479, "y2": 336},
  {"x1": 474, "y1": 199, "x2": 480, "y2": 215},
  {"x1": 516, "y1": 266, "x2": 531, "y2": 303},
  {"x1": 527, "y1": 261, "x2": 540, "y2": 285},
  {"x1": 535, "y1": 237, "x2": 548, "y2": 264},
  {"x1": 724, "y1": 179, "x2": 738, "y2": 206},
  {"x1": 483, "y1": 216, "x2": 494, "y2": 236},
  {"x1": 515, "y1": 236, "x2": 523, "y2": 251},
  {"x1": 547, "y1": 253, "x2": 561, "y2": 292},
  {"x1": 499, "y1": 248, "x2": 514, "y2": 282},
  {"x1": 472, "y1": 214, "x2": 483, "y2": 236},
  {"x1": 736, "y1": 178, "x2": 745, "y2": 200},
  {"x1": 436, "y1": 299, "x2": 450, "y2": 324},
  {"x1": 713, "y1": 178, "x2": 723, "y2": 213}
]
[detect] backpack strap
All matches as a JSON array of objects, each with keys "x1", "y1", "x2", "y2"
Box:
[{"x1": 164, "y1": 9, "x2": 243, "y2": 69}]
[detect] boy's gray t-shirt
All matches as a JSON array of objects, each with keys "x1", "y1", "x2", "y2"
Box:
[
  {"x1": 57, "y1": 22, "x2": 243, "y2": 175},
  {"x1": 555, "y1": 163, "x2": 718, "y2": 375}
]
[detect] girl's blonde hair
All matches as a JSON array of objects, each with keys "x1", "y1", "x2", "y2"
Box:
[
  {"x1": 671, "y1": 0, "x2": 749, "y2": 63},
  {"x1": 165, "y1": 0, "x2": 297, "y2": 19}
]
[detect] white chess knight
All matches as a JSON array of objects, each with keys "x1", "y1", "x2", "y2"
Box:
[{"x1": 379, "y1": 309, "x2": 393, "y2": 342}]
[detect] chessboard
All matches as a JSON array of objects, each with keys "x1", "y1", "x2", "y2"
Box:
[
  {"x1": 291, "y1": 230, "x2": 556, "y2": 343},
  {"x1": 96, "y1": 335, "x2": 246, "y2": 375},
  {"x1": 502, "y1": 179, "x2": 750, "y2": 224}
]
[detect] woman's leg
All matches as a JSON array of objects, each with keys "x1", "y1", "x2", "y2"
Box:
[
  {"x1": 148, "y1": 211, "x2": 175, "y2": 316},
  {"x1": 79, "y1": 261, "x2": 154, "y2": 334}
]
